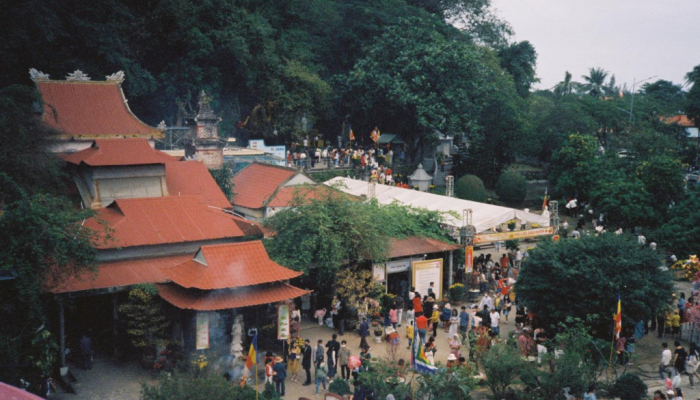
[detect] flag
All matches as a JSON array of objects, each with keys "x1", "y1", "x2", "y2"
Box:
[
  {"x1": 245, "y1": 334, "x2": 258, "y2": 369},
  {"x1": 412, "y1": 325, "x2": 436, "y2": 374},
  {"x1": 370, "y1": 127, "x2": 380, "y2": 143},
  {"x1": 349, "y1": 126, "x2": 355, "y2": 141},
  {"x1": 613, "y1": 293, "x2": 622, "y2": 340},
  {"x1": 542, "y1": 188, "x2": 548, "y2": 211}
]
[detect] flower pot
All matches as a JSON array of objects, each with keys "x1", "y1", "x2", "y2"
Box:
[{"x1": 374, "y1": 336, "x2": 383, "y2": 343}]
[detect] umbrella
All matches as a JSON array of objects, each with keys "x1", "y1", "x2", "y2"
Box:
[{"x1": 348, "y1": 355, "x2": 361, "y2": 369}]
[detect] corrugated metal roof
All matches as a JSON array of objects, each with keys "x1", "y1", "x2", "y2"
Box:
[
  {"x1": 37, "y1": 80, "x2": 162, "y2": 139},
  {"x1": 63, "y1": 139, "x2": 175, "y2": 166},
  {"x1": 165, "y1": 161, "x2": 232, "y2": 209},
  {"x1": 84, "y1": 196, "x2": 260, "y2": 249},
  {"x1": 231, "y1": 163, "x2": 297, "y2": 209},
  {"x1": 161, "y1": 241, "x2": 301, "y2": 290},
  {"x1": 157, "y1": 282, "x2": 310, "y2": 311},
  {"x1": 49, "y1": 254, "x2": 191, "y2": 294},
  {"x1": 388, "y1": 237, "x2": 462, "y2": 259},
  {"x1": 0, "y1": 382, "x2": 45, "y2": 400}
]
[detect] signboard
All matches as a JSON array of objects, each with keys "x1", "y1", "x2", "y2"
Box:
[
  {"x1": 277, "y1": 304, "x2": 291, "y2": 340},
  {"x1": 195, "y1": 312, "x2": 210, "y2": 350},
  {"x1": 473, "y1": 227, "x2": 554, "y2": 245},
  {"x1": 386, "y1": 259, "x2": 411, "y2": 274},
  {"x1": 465, "y1": 246, "x2": 474, "y2": 273},
  {"x1": 372, "y1": 264, "x2": 386, "y2": 282},
  {"x1": 249, "y1": 139, "x2": 286, "y2": 160},
  {"x1": 412, "y1": 259, "x2": 443, "y2": 301}
]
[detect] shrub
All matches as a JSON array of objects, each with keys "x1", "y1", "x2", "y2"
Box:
[
  {"x1": 329, "y1": 378, "x2": 352, "y2": 395},
  {"x1": 611, "y1": 373, "x2": 647, "y2": 400},
  {"x1": 455, "y1": 174, "x2": 488, "y2": 202},
  {"x1": 141, "y1": 371, "x2": 258, "y2": 400},
  {"x1": 496, "y1": 171, "x2": 527, "y2": 205},
  {"x1": 482, "y1": 343, "x2": 527, "y2": 400},
  {"x1": 449, "y1": 283, "x2": 466, "y2": 302}
]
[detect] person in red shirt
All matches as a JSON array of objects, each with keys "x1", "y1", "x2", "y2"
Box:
[
  {"x1": 415, "y1": 313, "x2": 429, "y2": 344},
  {"x1": 412, "y1": 292, "x2": 423, "y2": 315},
  {"x1": 500, "y1": 254, "x2": 509, "y2": 269}
]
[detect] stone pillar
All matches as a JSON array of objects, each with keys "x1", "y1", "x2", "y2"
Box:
[{"x1": 448, "y1": 250, "x2": 454, "y2": 287}]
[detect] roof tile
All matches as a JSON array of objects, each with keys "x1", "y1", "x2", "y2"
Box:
[
  {"x1": 157, "y1": 282, "x2": 310, "y2": 311},
  {"x1": 63, "y1": 139, "x2": 175, "y2": 166},
  {"x1": 84, "y1": 196, "x2": 261, "y2": 249},
  {"x1": 37, "y1": 80, "x2": 162, "y2": 139},
  {"x1": 231, "y1": 163, "x2": 297, "y2": 209},
  {"x1": 161, "y1": 241, "x2": 301, "y2": 290},
  {"x1": 166, "y1": 161, "x2": 231, "y2": 209}
]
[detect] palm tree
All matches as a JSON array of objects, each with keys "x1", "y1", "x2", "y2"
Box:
[
  {"x1": 604, "y1": 74, "x2": 621, "y2": 97},
  {"x1": 581, "y1": 67, "x2": 608, "y2": 98},
  {"x1": 554, "y1": 71, "x2": 579, "y2": 96}
]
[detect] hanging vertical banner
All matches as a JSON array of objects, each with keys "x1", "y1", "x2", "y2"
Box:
[
  {"x1": 372, "y1": 263, "x2": 386, "y2": 282},
  {"x1": 465, "y1": 246, "x2": 474, "y2": 273},
  {"x1": 195, "y1": 312, "x2": 210, "y2": 350},
  {"x1": 412, "y1": 259, "x2": 443, "y2": 300},
  {"x1": 277, "y1": 304, "x2": 291, "y2": 340}
]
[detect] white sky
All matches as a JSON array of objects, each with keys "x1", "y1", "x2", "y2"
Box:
[{"x1": 490, "y1": 0, "x2": 700, "y2": 91}]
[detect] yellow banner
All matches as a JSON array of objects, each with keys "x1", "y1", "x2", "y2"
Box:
[{"x1": 473, "y1": 227, "x2": 554, "y2": 244}]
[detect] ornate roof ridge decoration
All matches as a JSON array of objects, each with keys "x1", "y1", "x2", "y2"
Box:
[
  {"x1": 157, "y1": 120, "x2": 167, "y2": 131},
  {"x1": 29, "y1": 68, "x2": 50, "y2": 81},
  {"x1": 105, "y1": 71, "x2": 125, "y2": 83},
  {"x1": 196, "y1": 90, "x2": 219, "y2": 121},
  {"x1": 66, "y1": 70, "x2": 91, "y2": 81}
]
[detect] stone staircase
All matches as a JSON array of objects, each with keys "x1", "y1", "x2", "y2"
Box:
[{"x1": 432, "y1": 156, "x2": 453, "y2": 187}]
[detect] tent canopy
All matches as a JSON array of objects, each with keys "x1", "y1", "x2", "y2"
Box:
[
  {"x1": 377, "y1": 133, "x2": 405, "y2": 144},
  {"x1": 324, "y1": 177, "x2": 549, "y2": 233}
]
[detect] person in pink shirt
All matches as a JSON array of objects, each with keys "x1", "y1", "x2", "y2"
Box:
[{"x1": 390, "y1": 304, "x2": 398, "y2": 329}]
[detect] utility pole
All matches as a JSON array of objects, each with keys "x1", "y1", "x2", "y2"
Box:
[{"x1": 629, "y1": 75, "x2": 658, "y2": 123}]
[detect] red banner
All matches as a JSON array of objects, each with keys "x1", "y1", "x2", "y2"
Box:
[{"x1": 465, "y1": 246, "x2": 473, "y2": 272}]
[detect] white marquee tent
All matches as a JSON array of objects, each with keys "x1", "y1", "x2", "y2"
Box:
[{"x1": 325, "y1": 177, "x2": 550, "y2": 233}]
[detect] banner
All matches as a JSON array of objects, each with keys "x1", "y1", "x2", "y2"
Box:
[
  {"x1": 277, "y1": 304, "x2": 291, "y2": 340},
  {"x1": 386, "y1": 259, "x2": 411, "y2": 274},
  {"x1": 473, "y1": 227, "x2": 554, "y2": 244},
  {"x1": 373, "y1": 263, "x2": 386, "y2": 281},
  {"x1": 412, "y1": 259, "x2": 443, "y2": 300},
  {"x1": 465, "y1": 246, "x2": 473, "y2": 273},
  {"x1": 195, "y1": 312, "x2": 210, "y2": 350}
]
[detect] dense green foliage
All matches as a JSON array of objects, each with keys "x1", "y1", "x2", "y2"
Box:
[
  {"x1": 611, "y1": 373, "x2": 648, "y2": 400},
  {"x1": 209, "y1": 167, "x2": 235, "y2": 202},
  {"x1": 651, "y1": 186, "x2": 700, "y2": 257},
  {"x1": 454, "y1": 174, "x2": 488, "y2": 202},
  {"x1": 263, "y1": 190, "x2": 454, "y2": 285},
  {"x1": 482, "y1": 343, "x2": 526, "y2": 399},
  {"x1": 516, "y1": 234, "x2": 673, "y2": 332},
  {"x1": 0, "y1": 85, "x2": 100, "y2": 387},
  {"x1": 495, "y1": 171, "x2": 527, "y2": 205},
  {"x1": 686, "y1": 65, "x2": 700, "y2": 126},
  {"x1": 141, "y1": 371, "x2": 258, "y2": 400}
]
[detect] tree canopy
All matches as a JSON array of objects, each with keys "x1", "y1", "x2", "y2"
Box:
[{"x1": 516, "y1": 234, "x2": 673, "y2": 333}]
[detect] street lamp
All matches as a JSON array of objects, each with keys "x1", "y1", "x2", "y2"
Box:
[{"x1": 628, "y1": 75, "x2": 658, "y2": 123}]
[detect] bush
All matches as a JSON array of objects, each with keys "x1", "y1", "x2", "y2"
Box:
[
  {"x1": 611, "y1": 373, "x2": 647, "y2": 400},
  {"x1": 329, "y1": 378, "x2": 352, "y2": 395},
  {"x1": 496, "y1": 171, "x2": 527, "y2": 205},
  {"x1": 455, "y1": 174, "x2": 488, "y2": 202},
  {"x1": 141, "y1": 371, "x2": 258, "y2": 400},
  {"x1": 482, "y1": 343, "x2": 527, "y2": 400}
]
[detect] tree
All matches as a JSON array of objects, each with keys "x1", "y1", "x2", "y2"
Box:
[
  {"x1": 209, "y1": 167, "x2": 235, "y2": 202},
  {"x1": 554, "y1": 71, "x2": 579, "y2": 96},
  {"x1": 549, "y1": 133, "x2": 599, "y2": 200},
  {"x1": 610, "y1": 373, "x2": 648, "y2": 400},
  {"x1": 652, "y1": 186, "x2": 700, "y2": 258},
  {"x1": 416, "y1": 364, "x2": 477, "y2": 400},
  {"x1": 581, "y1": 68, "x2": 609, "y2": 98},
  {"x1": 495, "y1": 171, "x2": 527, "y2": 205},
  {"x1": 589, "y1": 167, "x2": 657, "y2": 229},
  {"x1": 454, "y1": 174, "x2": 488, "y2": 202},
  {"x1": 482, "y1": 343, "x2": 527, "y2": 399},
  {"x1": 516, "y1": 234, "x2": 673, "y2": 333},
  {"x1": 686, "y1": 65, "x2": 700, "y2": 127},
  {"x1": 339, "y1": 16, "x2": 522, "y2": 183},
  {"x1": 641, "y1": 79, "x2": 686, "y2": 115},
  {"x1": 263, "y1": 190, "x2": 454, "y2": 285},
  {"x1": 497, "y1": 41, "x2": 538, "y2": 97},
  {"x1": 119, "y1": 284, "x2": 173, "y2": 365}
]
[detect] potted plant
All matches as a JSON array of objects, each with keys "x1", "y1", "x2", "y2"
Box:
[
  {"x1": 372, "y1": 321, "x2": 383, "y2": 342},
  {"x1": 449, "y1": 283, "x2": 466, "y2": 305},
  {"x1": 507, "y1": 219, "x2": 516, "y2": 231}
]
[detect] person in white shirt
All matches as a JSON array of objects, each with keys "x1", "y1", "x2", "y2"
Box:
[
  {"x1": 479, "y1": 293, "x2": 493, "y2": 311},
  {"x1": 515, "y1": 248, "x2": 523, "y2": 268},
  {"x1": 489, "y1": 309, "x2": 500, "y2": 336},
  {"x1": 660, "y1": 342, "x2": 673, "y2": 379}
]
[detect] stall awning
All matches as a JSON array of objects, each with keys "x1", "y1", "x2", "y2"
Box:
[
  {"x1": 325, "y1": 177, "x2": 549, "y2": 233},
  {"x1": 157, "y1": 282, "x2": 310, "y2": 311},
  {"x1": 388, "y1": 237, "x2": 462, "y2": 259}
]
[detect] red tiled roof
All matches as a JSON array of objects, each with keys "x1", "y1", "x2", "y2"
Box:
[
  {"x1": 63, "y1": 139, "x2": 175, "y2": 166},
  {"x1": 661, "y1": 115, "x2": 695, "y2": 127},
  {"x1": 388, "y1": 237, "x2": 462, "y2": 259},
  {"x1": 266, "y1": 184, "x2": 332, "y2": 208},
  {"x1": 161, "y1": 241, "x2": 301, "y2": 290},
  {"x1": 84, "y1": 196, "x2": 261, "y2": 249},
  {"x1": 231, "y1": 163, "x2": 297, "y2": 209},
  {"x1": 157, "y1": 282, "x2": 310, "y2": 311},
  {"x1": 48, "y1": 254, "x2": 191, "y2": 294},
  {"x1": 0, "y1": 382, "x2": 44, "y2": 400},
  {"x1": 37, "y1": 80, "x2": 163, "y2": 140},
  {"x1": 166, "y1": 161, "x2": 231, "y2": 209}
]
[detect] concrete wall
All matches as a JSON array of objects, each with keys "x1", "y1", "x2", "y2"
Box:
[
  {"x1": 72, "y1": 164, "x2": 168, "y2": 209},
  {"x1": 283, "y1": 173, "x2": 314, "y2": 186},
  {"x1": 232, "y1": 205, "x2": 264, "y2": 221},
  {"x1": 48, "y1": 139, "x2": 156, "y2": 154}
]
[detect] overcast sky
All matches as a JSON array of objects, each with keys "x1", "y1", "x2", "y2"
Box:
[{"x1": 490, "y1": 0, "x2": 700, "y2": 91}]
